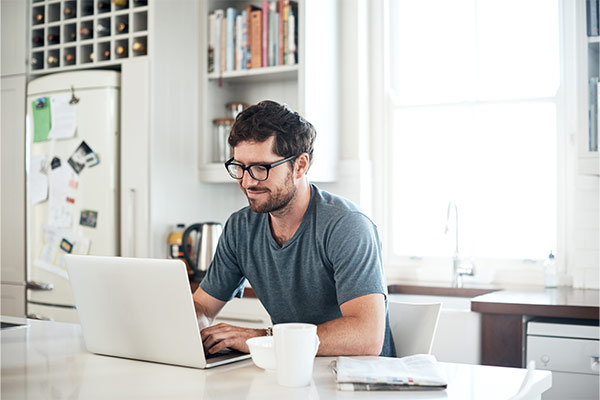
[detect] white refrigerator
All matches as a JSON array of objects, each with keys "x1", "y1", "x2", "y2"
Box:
[{"x1": 26, "y1": 71, "x2": 120, "y2": 322}]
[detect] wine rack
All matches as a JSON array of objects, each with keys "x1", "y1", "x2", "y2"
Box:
[{"x1": 29, "y1": 0, "x2": 149, "y2": 73}]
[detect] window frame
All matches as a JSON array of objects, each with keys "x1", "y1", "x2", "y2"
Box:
[{"x1": 370, "y1": 0, "x2": 575, "y2": 282}]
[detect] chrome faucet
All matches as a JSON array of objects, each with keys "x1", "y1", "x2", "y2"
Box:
[{"x1": 445, "y1": 201, "x2": 475, "y2": 288}]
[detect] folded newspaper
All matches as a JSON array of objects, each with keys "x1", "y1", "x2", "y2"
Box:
[{"x1": 331, "y1": 354, "x2": 448, "y2": 391}]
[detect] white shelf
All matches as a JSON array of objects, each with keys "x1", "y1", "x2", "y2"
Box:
[
  {"x1": 198, "y1": 163, "x2": 233, "y2": 183},
  {"x1": 207, "y1": 65, "x2": 299, "y2": 83}
]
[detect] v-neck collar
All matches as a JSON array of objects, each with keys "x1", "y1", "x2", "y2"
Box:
[{"x1": 265, "y1": 184, "x2": 316, "y2": 250}]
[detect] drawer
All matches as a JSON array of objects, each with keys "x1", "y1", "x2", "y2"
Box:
[{"x1": 527, "y1": 335, "x2": 599, "y2": 375}]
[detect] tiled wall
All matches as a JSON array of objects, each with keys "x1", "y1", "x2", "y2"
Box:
[{"x1": 571, "y1": 174, "x2": 600, "y2": 289}]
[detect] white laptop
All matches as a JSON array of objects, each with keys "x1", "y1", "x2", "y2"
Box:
[{"x1": 65, "y1": 254, "x2": 251, "y2": 368}]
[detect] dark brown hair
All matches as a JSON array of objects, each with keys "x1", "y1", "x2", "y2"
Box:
[{"x1": 228, "y1": 100, "x2": 316, "y2": 168}]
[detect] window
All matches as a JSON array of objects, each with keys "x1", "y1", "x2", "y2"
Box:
[{"x1": 385, "y1": 0, "x2": 560, "y2": 263}]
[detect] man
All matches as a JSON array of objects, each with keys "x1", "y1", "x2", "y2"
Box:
[{"x1": 193, "y1": 100, "x2": 395, "y2": 357}]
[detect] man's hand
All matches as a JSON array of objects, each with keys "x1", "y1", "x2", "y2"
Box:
[{"x1": 200, "y1": 323, "x2": 266, "y2": 354}]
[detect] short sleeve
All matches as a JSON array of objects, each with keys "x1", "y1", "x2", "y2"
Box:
[
  {"x1": 199, "y1": 218, "x2": 246, "y2": 302},
  {"x1": 326, "y1": 212, "x2": 387, "y2": 306}
]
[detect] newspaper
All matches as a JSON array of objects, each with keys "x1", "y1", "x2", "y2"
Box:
[{"x1": 331, "y1": 354, "x2": 448, "y2": 391}]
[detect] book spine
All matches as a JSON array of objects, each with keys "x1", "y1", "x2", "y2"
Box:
[
  {"x1": 262, "y1": 0, "x2": 269, "y2": 67},
  {"x1": 250, "y1": 10, "x2": 262, "y2": 68},
  {"x1": 220, "y1": 14, "x2": 227, "y2": 73},
  {"x1": 286, "y1": 5, "x2": 296, "y2": 65},
  {"x1": 214, "y1": 9, "x2": 224, "y2": 74},
  {"x1": 278, "y1": 0, "x2": 284, "y2": 65},
  {"x1": 283, "y1": 0, "x2": 289, "y2": 65},
  {"x1": 226, "y1": 7, "x2": 236, "y2": 71},
  {"x1": 245, "y1": 5, "x2": 252, "y2": 69},
  {"x1": 208, "y1": 12, "x2": 215, "y2": 73},
  {"x1": 236, "y1": 14, "x2": 244, "y2": 70}
]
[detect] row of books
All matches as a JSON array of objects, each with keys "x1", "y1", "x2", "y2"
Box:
[{"x1": 207, "y1": 0, "x2": 298, "y2": 74}]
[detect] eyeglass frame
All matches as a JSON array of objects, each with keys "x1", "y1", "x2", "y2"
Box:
[{"x1": 224, "y1": 154, "x2": 300, "y2": 181}]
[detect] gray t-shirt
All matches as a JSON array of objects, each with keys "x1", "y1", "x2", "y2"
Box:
[{"x1": 200, "y1": 184, "x2": 395, "y2": 357}]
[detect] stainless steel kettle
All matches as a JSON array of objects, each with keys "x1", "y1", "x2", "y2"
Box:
[{"x1": 181, "y1": 222, "x2": 223, "y2": 282}]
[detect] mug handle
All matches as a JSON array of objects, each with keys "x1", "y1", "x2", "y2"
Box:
[{"x1": 313, "y1": 335, "x2": 320, "y2": 356}]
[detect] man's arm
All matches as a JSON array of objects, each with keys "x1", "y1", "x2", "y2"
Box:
[
  {"x1": 316, "y1": 293, "x2": 386, "y2": 356},
  {"x1": 193, "y1": 287, "x2": 266, "y2": 354}
]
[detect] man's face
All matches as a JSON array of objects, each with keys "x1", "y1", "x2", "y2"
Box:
[{"x1": 233, "y1": 137, "x2": 297, "y2": 214}]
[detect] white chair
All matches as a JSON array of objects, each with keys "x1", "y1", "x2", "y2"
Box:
[
  {"x1": 388, "y1": 301, "x2": 442, "y2": 358},
  {"x1": 509, "y1": 361, "x2": 540, "y2": 400}
]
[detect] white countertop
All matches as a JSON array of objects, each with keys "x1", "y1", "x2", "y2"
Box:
[{"x1": 1, "y1": 316, "x2": 551, "y2": 399}]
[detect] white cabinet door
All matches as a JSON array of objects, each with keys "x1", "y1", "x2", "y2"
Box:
[
  {"x1": 120, "y1": 59, "x2": 151, "y2": 258},
  {"x1": 1, "y1": 284, "x2": 26, "y2": 317},
  {"x1": 1, "y1": 75, "x2": 26, "y2": 284},
  {"x1": 0, "y1": 0, "x2": 27, "y2": 76}
]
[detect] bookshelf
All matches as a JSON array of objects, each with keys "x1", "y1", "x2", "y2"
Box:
[
  {"x1": 29, "y1": 0, "x2": 148, "y2": 74},
  {"x1": 578, "y1": 0, "x2": 599, "y2": 175},
  {"x1": 198, "y1": 0, "x2": 339, "y2": 183}
]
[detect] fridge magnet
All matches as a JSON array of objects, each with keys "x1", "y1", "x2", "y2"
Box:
[
  {"x1": 85, "y1": 152, "x2": 100, "y2": 168},
  {"x1": 67, "y1": 141, "x2": 95, "y2": 174},
  {"x1": 80, "y1": 210, "x2": 98, "y2": 228},
  {"x1": 32, "y1": 97, "x2": 51, "y2": 143},
  {"x1": 59, "y1": 238, "x2": 73, "y2": 253},
  {"x1": 50, "y1": 156, "x2": 61, "y2": 169}
]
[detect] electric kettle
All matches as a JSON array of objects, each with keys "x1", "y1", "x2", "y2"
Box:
[{"x1": 181, "y1": 222, "x2": 223, "y2": 282}]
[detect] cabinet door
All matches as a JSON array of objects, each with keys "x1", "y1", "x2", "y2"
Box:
[
  {"x1": 120, "y1": 59, "x2": 151, "y2": 257},
  {"x1": 1, "y1": 75, "x2": 26, "y2": 284},
  {"x1": 1, "y1": 284, "x2": 25, "y2": 317},
  {"x1": 1, "y1": 0, "x2": 27, "y2": 75}
]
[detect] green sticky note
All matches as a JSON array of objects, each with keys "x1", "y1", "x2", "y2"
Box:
[{"x1": 32, "y1": 97, "x2": 51, "y2": 143}]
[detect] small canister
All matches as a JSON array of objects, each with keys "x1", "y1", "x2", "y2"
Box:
[
  {"x1": 213, "y1": 117, "x2": 234, "y2": 163},
  {"x1": 225, "y1": 101, "x2": 248, "y2": 119}
]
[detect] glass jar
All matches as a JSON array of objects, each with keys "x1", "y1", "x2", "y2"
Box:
[{"x1": 213, "y1": 117, "x2": 234, "y2": 163}]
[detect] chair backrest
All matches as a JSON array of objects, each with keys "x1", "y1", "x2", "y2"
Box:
[
  {"x1": 388, "y1": 301, "x2": 442, "y2": 358},
  {"x1": 509, "y1": 360, "x2": 537, "y2": 400}
]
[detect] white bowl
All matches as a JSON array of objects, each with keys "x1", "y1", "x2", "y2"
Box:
[{"x1": 246, "y1": 336, "x2": 276, "y2": 370}]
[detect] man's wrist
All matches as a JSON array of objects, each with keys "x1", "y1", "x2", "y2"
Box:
[{"x1": 265, "y1": 326, "x2": 273, "y2": 336}]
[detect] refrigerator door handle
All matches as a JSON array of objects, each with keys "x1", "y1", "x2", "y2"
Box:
[
  {"x1": 130, "y1": 188, "x2": 137, "y2": 257},
  {"x1": 26, "y1": 313, "x2": 52, "y2": 321},
  {"x1": 26, "y1": 281, "x2": 54, "y2": 291}
]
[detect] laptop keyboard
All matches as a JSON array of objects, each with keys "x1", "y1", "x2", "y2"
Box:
[{"x1": 205, "y1": 348, "x2": 245, "y2": 360}]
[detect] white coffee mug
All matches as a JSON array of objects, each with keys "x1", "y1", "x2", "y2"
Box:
[{"x1": 273, "y1": 323, "x2": 320, "y2": 387}]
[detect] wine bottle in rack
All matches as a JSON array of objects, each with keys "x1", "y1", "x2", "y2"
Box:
[
  {"x1": 47, "y1": 33, "x2": 60, "y2": 45},
  {"x1": 96, "y1": 22, "x2": 110, "y2": 35},
  {"x1": 34, "y1": 12, "x2": 44, "y2": 23},
  {"x1": 64, "y1": 7, "x2": 75, "y2": 17},
  {"x1": 80, "y1": 27, "x2": 92, "y2": 39},
  {"x1": 64, "y1": 51, "x2": 75, "y2": 63},
  {"x1": 116, "y1": 22, "x2": 128, "y2": 33},
  {"x1": 68, "y1": 31, "x2": 77, "y2": 41},
  {"x1": 134, "y1": 0, "x2": 148, "y2": 6},
  {"x1": 132, "y1": 41, "x2": 145, "y2": 52},
  {"x1": 113, "y1": 0, "x2": 129, "y2": 6},
  {"x1": 47, "y1": 56, "x2": 59, "y2": 67},
  {"x1": 89, "y1": 52, "x2": 95, "y2": 61},
  {"x1": 98, "y1": 1, "x2": 110, "y2": 11},
  {"x1": 116, "y1": 44, "x2": 128, "y2": 56},
  {"x1": 32, "y1": 35, "x2": 43, "y2": 46},
  {"x1": 31, "y1": 57, "x2": 39, "y2": 67},
  {"x1": 103, "y1": 49, "x2": 111, "y2": 59}
]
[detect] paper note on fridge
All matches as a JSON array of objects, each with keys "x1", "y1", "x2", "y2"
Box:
[
  {"x1": 30, "y1": 155, "x2": 49, "y2": 205},
  {"x1": 49, "y1": 94, "x2": 77, "y2": 140},
  {"x1": 48, "y1": 165, "x2": 76, "y2": 228}
]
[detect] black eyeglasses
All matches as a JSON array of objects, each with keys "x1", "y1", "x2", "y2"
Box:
[{"x1": 224, "y1": 155, "x2": 299, "y2": 181}]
